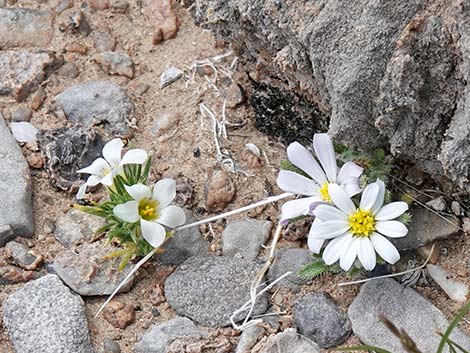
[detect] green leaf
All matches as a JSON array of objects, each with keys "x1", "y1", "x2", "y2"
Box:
[
  {"x1": 298, "y1": 260, "x2": 331, "y2": 280},
  {"x1": 333, "y1": 345, "x2": 393, "y2": 353},
  {"x1": 280, "y1": 159, "x2": 310, "y2": 179},
  {"x1": 437, "y1": 300, "x2": 470, "y2": 353}
]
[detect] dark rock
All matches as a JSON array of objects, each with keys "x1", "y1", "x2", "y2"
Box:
[
  {"x1": 267, "y1": 248, "x2": 312, "y2": 290},
  {"x1": 0, "y1": 225, "x2": 15, "y2": 247},
  {"x1": 12, "y1": 107, "x2": 32, "y2": 122},
  {"x1": 5, "y1": 241, "x2": 42, "y2": 270}
]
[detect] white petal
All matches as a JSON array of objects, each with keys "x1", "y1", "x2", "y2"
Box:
[
  {"x1": 308, "y1": 237, "x2": 325, "y2": 254},
  {"x1": 323, "y1": 233, "x2": 352, "y2": 265},
  {"x1": 152, "y1": 179, "x2": 176, "y2": 208},
  {"x1": 313, "y1": 204, "x2": 348, "y2": 222},
  {"x1": 286, "y1": 142, "x2": 327, "y2": 184},
  {"x1": 376, "y1": 221, "x2": 408, "y2": 238},
  {"x1": 371, "y1": 179, "x2": 386, "y2": 214},
  {"x1": 359, "y1": 183, "x2": 379, "y2": 211},
  {"x1": 10, "y1": 122, "x2": 38, "y2": 143},
  {"x1": 277, "y1": 170, "x2": 319, "y2": 196},
  {"x1": 375, "y1": 202, "x2": 409, "y2": 221},
  {"x1": 141, "y1": 219, "x2": 166, "y2": 248},
  {"x1": 120, "y1": 149, "x2": 148, "y2": 166},
  {"x1": 309, "y1": 220, "x2": 350, "y2": 239},
  {"x1": 358, "y1": 237, "x2": 376, "y2": 271},
  {"x1": 113, "y1": 201, "x2": 140, "y2": 223},
  {"x1": 103, "y1": 138, "x2": 123, "y2": 167},
  {"x1": 280, "y1": 196, "x2": 322, "y2": 222},
  {"x1": 370, "y1": 232, "x2": 400, "y2": 264},
  {"x1": 76, "y1": 183, "x2": 87, "y2": 199},
  {"x1": 157, "y1": 205, "x2": 186, "y2": 228},
  {"x1": 328, "y1": 184, "x2": 356, "y2": 215},
  {"x1": 337, "y1": 162, "x2": 364, "y2": 184},
  {"x1": 77, "y1": 158, "x2": 110, "y2": 176},
  {"x1": 100, "y1": 171, "x2": 115, "y2": 186},
  {"x1": 340, "y1": 237, "x2": 360, "y2": 271},
  {"x1": 124, "y1": 184, "x2": 152, "y2": 201},
  {"x1": 86, "y1": 175, "x2": 102, "y2": 187},
  {"x1": 343, "y1": 177, "x2": 362, "y2": 197},
  {"x1": 313, "y1": 133, "x2": 338, "y2": 183}
]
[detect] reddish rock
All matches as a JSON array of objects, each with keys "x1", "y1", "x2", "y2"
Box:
[
  {"x1": 88, "y1": 0, "x2": 109, "y2": 10},
  {"x1": 204, "y1": 168, "x2": 236, "y2": 212},
  {"x1": 30, "y1": 87, "x2": 46, "y2": 110},
  {"x1": 146, "y1": 0, "x2": 180, "y2": 45},
  {"x1": 103, "y1": 300, "x2": 135, "y2": 329},
  {"x1": 27, "y1": 152, "x2": 44, "y2": 169},
  {"x1": 94, "y1": 51, "x2": 134, "y2": 78},
  {"x1": 65, "y1": 42, "x2": 87, "y2": 54}
]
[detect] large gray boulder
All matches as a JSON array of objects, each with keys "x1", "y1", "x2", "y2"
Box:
[{"x1": 190, "y1": 1, "x2": 470, "y2": 193}]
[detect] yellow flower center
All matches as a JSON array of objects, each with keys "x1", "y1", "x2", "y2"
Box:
[
  {"x1": 138, "y1": 198, "x2": 159, "y2": 221},
  {"x1": 348, "y1": 209, "x2": 375, "y2": 237},
  {"x1": 319, "y1": 182, "x2": 332, "y2": 203}
]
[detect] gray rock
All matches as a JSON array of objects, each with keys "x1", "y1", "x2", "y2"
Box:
[
  {"x1": 12, "y1": 107, "x2": 32, "y2": 122},
  {"x1": 348, "y1": 278, "x2": 470, "y2": 353},
  {"x1": 134, "y1": 317, "x2": 206, "y2": 353},
  {"x1": 426, "y1": 196, "x2": 446, "y2": 212},
  {"x1": 54, "y1": 81, "x2": 134, "y2": 134},
  {"x1": 0, "y1": 225, "x2": 15, "y2": 247},
  {"x1": 0, "y1": 8, "x2": 52, "y2": 49},
  {"x1": 54, "y1": 208, "x2": 106, "y2": 248},
  {"x1": 164, "y1": 255, "x2": 268, "y2": 327},
  {"x1": 58, "y1": 62, "x2": 80, "y2": 78},
  {"x1": 0, "y1": 50, "x2": 62, "y2": 102},
  {"x1": 155, "y1": 210, "x2": 207, "y2": 266},
  {"x1": 294, "y1": 292, "x2": 350, "y2": 348},
  {"x1": 267, "y1": 248, "x2": 311, "y2": 290},
  {"x1": 391, "y1": 206, "x2": 461, "y2": 250},
  {"x1": 427, "y1": 264, "x2": 468, "y2": 303},
  {"x1": 2, "y1": 274, "x2": 94, "y2": 353},
  {"x1": 53, "y1": 241, "x2": 135, "y2": 296},
  {"x1": 255, "y1": 330, "x2": 320, "y2": 353},
  {"x1": 0, "y1": 114, "x2": 33, "y2": 238},
  {"x1": 95, "y1": 51, "x2": 134, "y2": 78},
  {"x1": 103, "y1": 339, "x2": 121, "y2": 353},
  {"x1": 93, "y1": 31, "x2": 116, "y2": 52},
  {"x1": 5, "y1": 241, "x2": 39, "y2": 268},
  {"x1": 222, "y1": 219, "x2": 272, "y2": 260},
  {"x1": 235, "y1": 324, "x2": 265, "y2": 353}
]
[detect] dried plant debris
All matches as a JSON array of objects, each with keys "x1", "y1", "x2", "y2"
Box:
[{"x1": 160, "y1": 66, "x2": 183, "y2": 89}]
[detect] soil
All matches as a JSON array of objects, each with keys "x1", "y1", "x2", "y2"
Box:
[{"x1": 0, "y1": 1, "x2": 469, "y2": 353}]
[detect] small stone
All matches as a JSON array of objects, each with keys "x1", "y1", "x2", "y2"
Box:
[
  {"x1": 204, "y1": 167, "x2": 236, "y2": 212},
  {"x1": 5, "y1": 241, "x2": 42, "y2": 270},
  {"x1": 222, "y1": 81, "x2": 244, "y2": 108},
  {"x1": 58, "y1": 8, "x2": 91, "y2": 36},
  {"x1": 30, "y1": 86, "x2": 46, "y2": 110},
  {"x1": 451, "y1": 201, "x2": 463, "y2": 216},
  {"x1": 235, "y1": 324, "x2": 264, "y2": 353},
  {"x1": 173, "y1": 175, "x2": 194, "y2": 207},
  {"x1": 134, "y1": 317, "x2": 206, "y2": 353},
  {"x1": 93, "y1": 31, "x2": 116, "y2": 52},
  {"x1": 464, "y1": 218, "x2": 470, "y2": 235},
  {"x1": 110, "y1": 0, "x2": 128, "y2": 13},
  {"x1": 95, "y1": 51, "x2": 134, "y2": 78},
  {"x1": 0, "y1": 225, "x2": 15, "y2": 247},
  {"x1": 160, "y1": 66, "x2": 183, "y2": 89},
  {"x1": 0, "y1": 263, "x2": 36, "y2": 285},
  {"x1": 58, "y1": 62, "x2": 79, "y2": 78},
  {"x1": 27, "y1": 152, "x2": 43, "y2": 169},
  {"x1": 425, "y1": 196, "x2": 446, "y2": 212},
  {"x1": 103, "y1": 300, "x2": 135, "y2": 329},
  {"x1": 348, "y1": 278, "x2": 470, "y2": 353},
  {"x1": 54, "y1": 81, "x2": 134, "y2": 135},
  {"x1": 3, "y1": 274, "x2": 94, "y2": 353},
  {"x1": 268, "y1": 248, "x2": 312, "y2": 290},
  {"x1": 65, "y1": 42, "x2": 87, "y2": 54},
  {"x1": 165, "y1": 256, "x2": 268, "y2": 327},
  {"x1": 51, "y1": 0, "x2": 74, "y2": 14},
  {"x1": 103, "y1": 339, "x2": 121, "y2": 353},
  {"x1": 417, "y1": 242, "x2": 440, "y2": 264},
  {"x1": 294, "y1": 292, "x2": 351, "y2": 348},
  {"x1": 241, "y1": 149, "x2": 262, "y2": 169},
  {"x1": 254, "y1": 330, "x2": 320, "y2": 353},
  {"x1": 0, "y1": 8, "x2": 53, "y2": 49},
  {"x1": 222, "y1": 219, "x2": 272, "y2": 260},
  {"x1": 12, "y1": 107, "x2": 32, "y2": 122},
  {"x1": 146, "y1": 0, "x2": 180, "y2": 45},
  {"x1": 128, "y1": 81, "x2": 150, "y2": 95},
  {"x1": 427, "y1": 264, "x2": 468, "y2": 303},
  {"x1": 53, "y1": 241, "x2": 135, "y2": 296},
  {"x1": 405, "y1": 166, "x2": 427, "y2": 186},
  {"x1": 150, "y1": 112, "x2": 179, "y2": 136},
  {"x1": 89, "y1": 0, "x2": 109, "y2": 10}
]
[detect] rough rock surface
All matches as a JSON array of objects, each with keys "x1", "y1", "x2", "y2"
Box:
[
  {"x1": 95, "y1": 51, "x2": 134, "y2": 78},
  {"x1": 0, "y1": 114, "x2": 33, "y2": 238},
  {"x1": 190, "y1": 1, "x2": 470, "y2": 193},
  {"x1": 2, "y1": 274, "x2": 94, "y2": 353},
  {"x1": 222, "y1": 219, "x2": 272, "y2": 260},
  {"x1": 134, "y1": 317, "x2": 206, "y2": 353},
  {"x1": 164, "y1": 255, "x2": 268, "y2": 327},
  {"x1": 53, "y1": 242, "x2": 135, "y2": 296},
  {"x1": 267, "y1": 248, "x2": 311, "y2": 290},
  {"x1": 253, "y1": 330, "x2": 320, "y2": 353},
  {"x1": 348, "y1": 278, "x2": 470, "y2": 353},
  {"x1": 54, "y1": 81, "x2": 134, "y2": 134}
]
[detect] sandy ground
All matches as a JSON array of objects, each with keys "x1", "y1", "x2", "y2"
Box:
[{"x1": 0, "y1": 1, "x2": 469, "y2": 353}]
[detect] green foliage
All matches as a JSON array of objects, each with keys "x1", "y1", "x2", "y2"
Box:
[
  {"x1": 400, "y1": 212, "x2": 413, "y2": 226},
  {"x1": 298, "y1": 256, "x2": 368, "y2": 281},
  {"x1": 280, "y1": 159, "x2": 310, "y2": 178},
  {"x1": 333, "y1": 345, "x2": 393, "y2": 353}
]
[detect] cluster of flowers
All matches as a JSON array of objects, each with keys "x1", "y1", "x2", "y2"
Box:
[{"x1": 277, "y1": 134, "x2": 409, "y2": 271}]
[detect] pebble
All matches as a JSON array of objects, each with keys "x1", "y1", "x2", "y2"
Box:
[
  {"x1": 464, "y1": 218, "x2": 470, "y2": 234},
  {"x1": 221, "y1": 81, "x2": 244, "y2": 108},
  {"x1": 267, "y1": 248, "x2": 312, "y2": 290},
  {"x1": 294, "y1": 292, "x2": 351, "y2": 348},
  {"x1": 0, "y1": 114, "x2": 34, "y2": 238},
  {"x1": 103, "y1": 300, "x2": 136, "y2": 329},
  {"x1": 204, "y1": 167, "x2": 236, "y2": 212},
  {"x1": 134, "y1": 317, "x2": 206, "y2": 353},
  {"x1": 89, "y1": 0, "x2": 109, "y2": 10},
  {"x1": 146, "y1": 0, "x2": 180, "y2": 45},
  {"x1": 2, "y1": 274, "x2": 94, "y2": 353},
  {"x1": 58, "y1": 8, "x2": 91, "y2": 36},
  {"x1": 12, "y1": 107, "x2": 32, "y2": 122},
  {"x1": 405, "y1": 166, "x2": 427, "y2": 186},
  {"x1": 0, "y1": 225, "x2": 15, "y2": 247},
  {"x1": 128, "y1": 81, "x2": 150, "y2": 95},
  {"x1": 0, "y1": 8, "x2": 53, "y2": 49},
  {"x1": 155, "y1": 210, "x2": 207, "y2": 266},
  {"x1": 65, "y1": 42, "x2": 87, "y2": 54},
  {"x1": 26, "y1": 152, "x2": 44, "y2": 169},
  {"x1": 173, "y1": 174, "x2": 194, "y2": 207},
  {"x1": 451, "y1": 201, "x2": 463, "y2": 216},
  {"x1": 93, "y1": 31, "x2": 116, "y2": 52},
  {"x1": 427, "y1": 264, "x2": 468, "y2": 303},
  {"x1": 150, "y1": 112, "x2": 179, "y2": 136},
  {"x1": 241, "y1": 149, "x2": 262, "y2": 169},
  {"x1": 222, "y1": 219, "x2": 272, "y2": 260},
  {"x1": 425, "y1": 196, "x2": 446, "y2": 212},
  {"x1": 95, "y1": 51, "x2": 134, "y2": 78},
  {"x1": 51, "y1": 0, "x2": 74, "y2": 14},
  {"x1": 235, "y1": 324, "x2": 265, "y2": 353},
  {"x1": 110, "y1": 0, "x2": 128, "y2": 13},
  {"x1": 58, "y1": 62, "x2": 79, "y2": 78},
  {"x1": 164, "y1": 256, "x2": 268, "y2": 327},
  {"x1": 253, "y1": 329, "x2": 320, "y2": 353},
  {"x1": 54, "y1": 208, "x2": 105, "y2": 248},
  {"x1": 348, "y1": 278, "x2": 470, "y2": 353},
  {"x1": 5, "y1": 241, "x2": 42, "y2": 270},
  {"x1": 53, "y1": 241, "x2": 135, "y2": 296},
  {"x1": 160, "y1": 66, "x2": 183, "y2": 88},
  {"x1": 103, "y1": 339, "x2": 121, "y2": 353},
  {"x1": 54, "y1": 81, "x2": 134, "y2": 134},
  {"x1": 417, "y1": 242, "x2": 440, "y2": 264},
  {"x1": 30, "y1": 86, "x2": 46, "y2": 110}
]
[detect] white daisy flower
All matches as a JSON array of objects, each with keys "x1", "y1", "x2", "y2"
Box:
[
  {"x1": 276, "y1": 133, "x2": 363, "y2": 252},
  {"x1": 310, "y1": 179, "x2": 409, "y2": 271},
  {"x1": 77, "y1": 138, "x2": 147, "y2": 199},
  {"x1": 113, "y1": 179, "x2": 186, "y2": 248}
]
